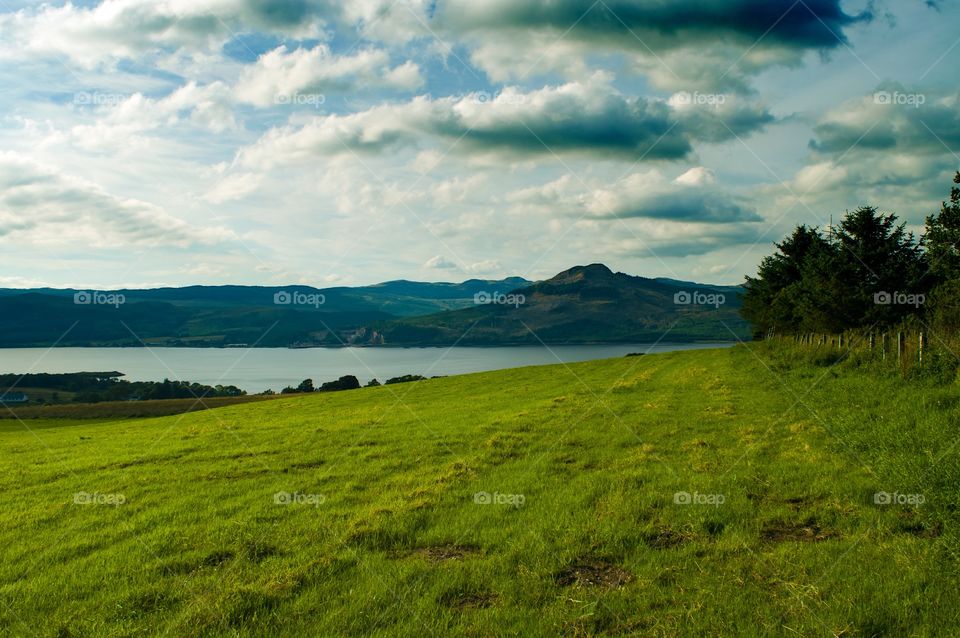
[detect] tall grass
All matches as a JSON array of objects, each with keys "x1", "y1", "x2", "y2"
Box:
[{"x1": 764, "y1": 327, "x2": 960, "y2": 380}]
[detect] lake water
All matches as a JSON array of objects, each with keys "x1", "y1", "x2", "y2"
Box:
[{"x1": 0, "y1": 343, "x2": 733, "y2": 394}]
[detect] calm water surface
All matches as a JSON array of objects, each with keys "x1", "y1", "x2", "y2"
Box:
[{"x1": 0, "y1": 343, "x2": 733, "y2": 394}]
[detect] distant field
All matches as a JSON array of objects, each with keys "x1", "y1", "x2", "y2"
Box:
[
  {"x1": 0, "y1": 394, "x2": 286, "y2": 420},
  {"x1": 1, "y1": 345, "x2": 957, "y2": 636},
  {"x1": 5, "y1": 386, "x2": 78, "y2": 404}
]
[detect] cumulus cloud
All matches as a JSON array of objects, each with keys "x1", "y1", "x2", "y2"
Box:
[
  {"x1": 464, "y1": 259, "x2": 501, "y2": 274},
  {"x1": 619, "y1": 221, "x2": 763, "y2": 257},
  {"x1": 435, "y1": 0, "x2": 871, "y2": 91},
  {"x1": 235, "y1": 45, "x2": 423, "y2": 107},
  {"x1": 508, "y1": 167, "x2": 761, "y2": 224},
  {"x1": 424, "y1": 255, "x2": 458, "y2": 269},
  {"x1": 586, "y1": 169, "x2": 761, "y2": 223},
  {"x1": 775, "y1": 152, "x2": 955, "y2": 225},
  {"x1": 0, "y1": 152, "x2": 234, "y2": 247},
  {"x1": 238, "y1": 75, "x2": 773, "y2": 168},
  {"x1": 810, "y1": 84, "x2": 960, "y2": 154},
  {"x1": 338, "y1": 0, "x2": 434, "y2": 44},
  {"x1": 70, "y1": 81, "x2": 236, "y2": 151},
  {"x1": 438, "y1": 0, "x2": 866, "y2": 48},
  {"x1": 773, "y1": 85, "x2": 960, "y2": 221},
  {"x1": 0, "y1": 0, "x2": 333, "y2": 66},
  {"x1": 0, "y1": 0, "x2": 442, "y2": 70},
  {"x1": 423, "y1": 255, "x2": 502, "y2": 275}
]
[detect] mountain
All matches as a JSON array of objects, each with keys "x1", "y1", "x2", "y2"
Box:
[
  {"x1": 0, "y1": 267, "x2": 746, "y2": 347},
  {"x1": 367, "y1": 264, "x2": 748, "y2": 345},
  {"x1": 0, "y1": 278, "x2": 530, "y2": 347},
  {"x1": 0, "y1": 278, "x2": 532, "y2": 316}
]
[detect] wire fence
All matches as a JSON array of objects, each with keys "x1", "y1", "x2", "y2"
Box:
[{"x1": 764, "y1": 328, "x2": 960, "y2": 378}]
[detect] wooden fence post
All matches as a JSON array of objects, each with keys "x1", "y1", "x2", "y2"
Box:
[
  {"x1": 898, "y1": 332, "x2": 905, "y2": 361},
  {"x1": 919, "y1": 332, "x2": 926, "y2": 366}
]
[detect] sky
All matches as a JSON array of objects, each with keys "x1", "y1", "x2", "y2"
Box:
[{"x1": 0, "y1": 0, "x2": 958, "y2": 289}]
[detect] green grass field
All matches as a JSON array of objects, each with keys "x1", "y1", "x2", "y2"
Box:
[{"x1": 1, "y1": 344, "x2": 958, "y2": 637}]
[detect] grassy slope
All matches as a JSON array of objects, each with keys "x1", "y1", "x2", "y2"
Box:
[{"x1": 1, "y1": 345, "x2": 957, "y2": 637}]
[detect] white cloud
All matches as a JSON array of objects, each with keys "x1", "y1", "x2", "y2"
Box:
[
  {"x1": 464, "y1": 259, "x2": 501, "y2": 274},
  {"x1": 507, "y1": 168, "x2": 760, "y2": 224},
  {"x1": 237, "y1": 74, "x2": 772, "y2": 168},
  {"x1": 770, "y1": 86, "x2": 960, "y2": 225},
  {"x1": 384, "y1": 60, "x2": 425, "y2": 90},
  {"x1": 0, "y1": 275, "x2": 50, "y2": 288},
  {"x1": 336, "y1": 0, "x2": 433, "y2": 44},
  {"x1": 434, "y1": 0, "x2": 869, "y2": 92},
  {"x1": 203, "y1": 172, "x2": 262, "y2": 204},
  {"x1": 424, "y1": 255, "x2": 458, "y2": 269},
  {"x1": 674, "y1": 167, "x2": 716, "y2": 186},
  {"x1": 235, "y1": 45, "x2": 423, "y2": 108},
  {"x1": 0, "y1": 0, "x2": 330, "y2": 66},
  {"x1": 0, "y1": 152, "x2": 235, "y2": 247},
  {"x1": 69, "y1": 81, "x2": 236, "y2": 151},
  {"x1": 430, "y1": 174, "x2": 487, "y2": 207}
]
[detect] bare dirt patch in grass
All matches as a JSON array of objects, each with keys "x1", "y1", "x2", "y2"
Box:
[
  {"x1": 896, "y1": 514, "x2": 943, "y2": 538},
  {"x1": 440, "y1": 591, "x2": 498, "y2": 609},
  {"x1": 643, "y1": 527, "x2": 690, "y2": 549},
  {"x1": 555, "y1": 559, "x2": 633, "y2": 588},
  {"x1": 761, "y1": 518, "x2": 838, "y2": 542},
  {"x1": 411, "y1": 544, "x2": 481, "y2": 563}
]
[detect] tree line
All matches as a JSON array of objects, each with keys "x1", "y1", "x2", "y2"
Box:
[
  {"x1": 0, "y1": 372, "x2": 246, "y2": 404},
  {"x1": 742, "y1": 172, "x2": 960, "y2": 338},
  {"x1": 276, "y1": 374, "x2": 431, "y2": 394}
]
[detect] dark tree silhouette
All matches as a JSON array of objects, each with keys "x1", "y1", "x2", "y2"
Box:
[
  {"x1": 742, "y1": 200, "x2": 930, "y2": 335},
  {"x1": 742, "y1": 225, "x2": 830, "y2": 337},
  {"x1": 925, "y1": 172, "x2": 960, "y2": 281}
]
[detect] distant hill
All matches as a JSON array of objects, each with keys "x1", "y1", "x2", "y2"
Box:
[
  {"x1": 0, "y1": 278, "x2": 532, "y2": 316},
  {"x1": 368, "y1": 264, "x2": 748, "y2": 345},
  {"x1": 0, "y1": 267, "x2": 746, "y2": 347},
  {"x1": 0, "y1": 278, "x2": 530, "y2": 347}
]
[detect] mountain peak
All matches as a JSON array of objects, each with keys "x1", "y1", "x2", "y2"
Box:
[
  {"x1": 576, "y1": 263, "x2": 614, "y2": 275},
  {"x1": 549, "y1": 263, "x2": 616, "y2": 284}
]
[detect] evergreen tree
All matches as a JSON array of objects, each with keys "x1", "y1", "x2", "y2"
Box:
[
  {"x1": 924, "y1": 171, "x2": 960, "y2": 281},
  {"x1": 741, "y1": 225, "x2": 829, "y2": 336},
  {"x1": 742, "y1": 206, "x2": 927, "y2": 335},
  {"x1": 818, "y1": 206, "x2": 924, "y2": 329},
  {"x1": 923, "y1": 172, "x2": 960, "y2": 330}
]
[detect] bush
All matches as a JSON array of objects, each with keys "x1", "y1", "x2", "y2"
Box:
[
  {"x1": 296, "y1": 379, "x2": 315, "y2": 393},
  {"x1": 318, "y1": 376, "x2": 360, "y2": 392},
  {"x1": 384, "y1": 375, "x2": 427, "y2": 385}
]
